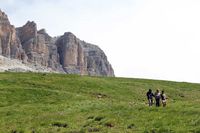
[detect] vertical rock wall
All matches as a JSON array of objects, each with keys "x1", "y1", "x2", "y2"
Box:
[{"x1": 0, "y1": 9, "x2": 114, "y2": 76}]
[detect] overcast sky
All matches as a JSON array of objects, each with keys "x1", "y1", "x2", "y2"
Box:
[{"x1": 1, "y1": 0, "x2": 200, "y2": 83}]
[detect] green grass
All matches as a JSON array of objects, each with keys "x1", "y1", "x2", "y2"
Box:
[{"x1": 0, "y1": 72, "x2": 200, "y2": 133}]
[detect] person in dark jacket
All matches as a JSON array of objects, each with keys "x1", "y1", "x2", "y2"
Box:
[{"x1": 146, "y1": 89, "x2": 154, "y2": 106}]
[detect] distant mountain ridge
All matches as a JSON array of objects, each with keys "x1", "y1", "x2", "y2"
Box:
[{"x1": 0, "y1": 9, "x2": 114, "y2": 76}]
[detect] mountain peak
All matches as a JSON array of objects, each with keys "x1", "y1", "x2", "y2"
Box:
[
  {"x1": 0, "y1": 9, "x2": 7, "y2": 17},
  {"x1": 0, "y1": 9, "x2": 114, "y2": 76},
  {"x1": 0, "y1": 9, "x2": 10, "y2": 25},
  {"x1": 38, "y1": 29, "x2": 47, "y2": 34},
  {"x1": 24, "y1": 21, "x2": 37, "y2": 28}
]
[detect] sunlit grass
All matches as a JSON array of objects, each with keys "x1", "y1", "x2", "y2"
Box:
[{"x1": 0, "y1": 72, "x2": 200, "y2": 132}]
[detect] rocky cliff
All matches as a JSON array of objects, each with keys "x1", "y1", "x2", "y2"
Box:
[{"x1": 0, "y1": 9, "x2": 114, "y2": 76}]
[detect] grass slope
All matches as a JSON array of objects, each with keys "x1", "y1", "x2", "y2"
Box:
[{"x1": 0, "y1": 73, "x2": 200, "y2": 133}]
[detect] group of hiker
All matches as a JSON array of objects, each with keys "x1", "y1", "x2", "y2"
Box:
[{"x1": 146, "y1": 89, "x2": 167, "y2": 107}]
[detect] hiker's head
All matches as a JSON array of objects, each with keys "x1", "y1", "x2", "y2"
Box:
[
  {"x1": 149, "y1": 89, "x2": 152, "y2": 92},
  {"x1": 162, "y1": 90, "x2": 164, "y2": 94},
  {"x1": 156, "y1": 89, "x2": 159, "y2": 93}
]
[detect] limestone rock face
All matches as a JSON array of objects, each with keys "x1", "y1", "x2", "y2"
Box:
[
  {"x1": 17, "y1": 21, "x2": 49, "y2": 66},
  {"x1": 56, "y1": 32, "x2": 86, "y2": 75},
  {"x1": 0, "y1": 9, "x2": 114, "y2": 76},
  {"x1": 56, "y1": 32, "x2": 114, "y2": 76},
  {"x1": 0, "y1": 10, "x2": 26, "y2": 61},
  {"x1": 82, "y1": 42, "x2": 114, "y2": 76},
  {"x1": 16, "y1": 22, "x2": 63, "y2": 72}
]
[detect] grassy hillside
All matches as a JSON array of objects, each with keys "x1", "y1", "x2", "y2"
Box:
[{"x1": 0, "y1": 73, "x2": 200, "y2": 133}]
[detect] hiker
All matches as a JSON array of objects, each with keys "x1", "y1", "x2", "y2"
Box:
[
  {"x1": 146, "y1": 89, "x2": 154, "y2": 106},
  {"x1": 154, "y1": 89, "x2": 161, "y2": 107},
  {"x1": 161, "y1": 90, "x2": 167, "y2": 107}
]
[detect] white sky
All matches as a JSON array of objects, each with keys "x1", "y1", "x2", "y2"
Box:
[{"x1": 1, "y1": 0, "x2": 200, "y2": 83}]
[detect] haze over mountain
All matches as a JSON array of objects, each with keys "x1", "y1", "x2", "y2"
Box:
[{"x1": 0, "y1": 9, "x2": 114, "y2": 76}]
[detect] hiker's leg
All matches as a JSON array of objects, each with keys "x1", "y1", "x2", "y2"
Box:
[
  {"x1": 148, "y1": 99, "x2": 150, "y2": 106},
  {"x1": 156, "y1": 99, "x2": 160, "y2": 107},
  {"x1": 150, "y1": 99, "x2": 153, "y2": 106},
  {"x1": 148, "y1": 99, "x2": 152, "y2": 106},
  {"x1": 155, "y1": 99, "x2": 158, "y2": 106},
  {"x1": 158, "y1": 100, "x2": 160, "y2": 106}
]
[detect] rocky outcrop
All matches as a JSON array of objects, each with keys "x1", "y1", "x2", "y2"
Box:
[
  {"x1": 17, "y1": 22, "x2": 50, "y2": 66},
  {"x1": 56, "y1": 32, "x2": 86, "y2": 75},
  {"x1": 55, "y1": 32, "x2": 114, "y2": 76},
  {"x1": 82, "y1": 42, "x2": 114, "y2": 76},
  {"x1": 0, "y1": 10, "x2": 26, "y2": 61},
  {"x1": 0, "y1": 9, "x2": 114, "y2": 76},
  {"x1": 16, "y1": 21, "x2": 64, "y2": 72}
]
